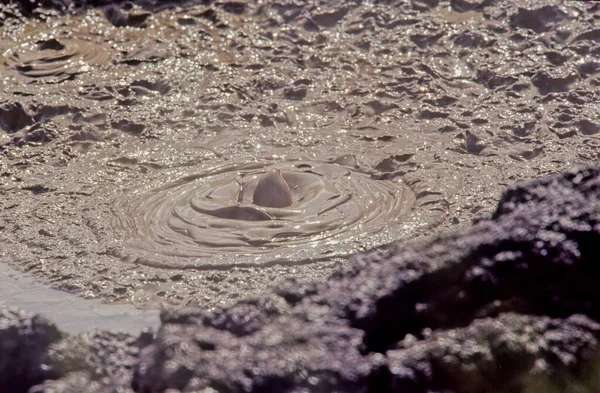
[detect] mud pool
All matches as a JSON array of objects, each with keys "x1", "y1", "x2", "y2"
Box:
[{"x1": 0, "y1": 0, "x2": 598, "y2": 328}]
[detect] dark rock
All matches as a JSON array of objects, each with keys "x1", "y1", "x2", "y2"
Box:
[
  {"x1": 48, "y1": 330, "x2": 139, "y2": 384},
  {"x1": 0, "y1": 309, "x2": 62, "y2": 393},
  {"x1": 29, "y1": 371, "x2": 135, "y2": 393},
  {"x1": 387, "y1": 314, "x2": 600, "y2": 392},
  {"x1": 29, "y1": 329, "x2": 143, "y2": 393},
  {"x1": 134, "y1": 310, "x2": 375, "y2": 393},
  {"x1": 314, "y1": 165, "x2": 600, "y2": 354},
  {"x1": 159, "y1": 296, "x2": 290, "y2": 337}
]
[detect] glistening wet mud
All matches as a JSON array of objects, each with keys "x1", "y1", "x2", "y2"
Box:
[
  {"x1": 111, "y1": 158, "x2": 440, "y2": 269},
  {"x1": 1, "y1": 0, "x2": 599, "y2": 316}
]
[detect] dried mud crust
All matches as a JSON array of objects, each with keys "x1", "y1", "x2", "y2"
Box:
[
  {"x1": 1, "y1": 0, "x2": 599, "y2": 309},
  {"x1": 8, "y1": 164, "x2": 600, "y2": 393}
]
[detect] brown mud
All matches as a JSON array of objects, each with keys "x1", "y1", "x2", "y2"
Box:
[{"x1": 0, "y1": 0, "x2": 598, "y2": 315}]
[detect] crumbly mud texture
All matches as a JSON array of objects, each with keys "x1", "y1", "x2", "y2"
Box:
[
  {"x1": 0, "y1": 0, "x2": 596, "y2": 312},
  {"x1": 6, "y1": 164, "x2": 600, "y2": 393}
]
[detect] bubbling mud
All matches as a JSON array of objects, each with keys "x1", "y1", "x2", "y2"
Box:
[
  {"x1": 2, "y1": 38, "x2": 111, "y2": 79},
  {"x1": 112, "y1": 159, "x2": 428, "y2": 269}
]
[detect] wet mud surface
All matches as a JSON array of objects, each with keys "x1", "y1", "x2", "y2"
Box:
[
  {"x1": 6, "y1": 164, "x2": 600, "y2": 393},
  {"x1": 1, "y1": 0, "x2": 599, "y2": 313}
]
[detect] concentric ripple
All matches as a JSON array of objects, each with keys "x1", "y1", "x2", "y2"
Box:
[
  {"x1": 111, "y1": 159, "x2": 445, "y2": 269},
  {"x1": 2, "y1": 38, "x2": 111, "y2": 79}
]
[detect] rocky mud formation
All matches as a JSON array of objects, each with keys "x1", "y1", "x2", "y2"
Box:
[{"x1": 4, "y1": 165, "x2": 600, "y2": 392}]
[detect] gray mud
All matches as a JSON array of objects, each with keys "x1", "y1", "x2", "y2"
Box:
[
  {"x1": 8, "y1": 164, "x2": 600, "y2": 393},
  {"x1": 0, "y1": 260, "x2": 159, "y2": 334},
  {"x1": 0, "y1": 0, "x2": 598, "y2": 315}
]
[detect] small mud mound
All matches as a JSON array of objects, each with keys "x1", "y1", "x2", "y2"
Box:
[{"x1": 112, "y1": 159, "x2": 436, "y2": 269}]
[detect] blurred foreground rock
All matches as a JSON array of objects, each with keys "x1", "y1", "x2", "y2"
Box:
[
  {"x1": 0, "y1": 309, "x2": 61, "y2": 393},
  {"x1": 3, "y1": 165, "x2": 600, "y2": 391}
]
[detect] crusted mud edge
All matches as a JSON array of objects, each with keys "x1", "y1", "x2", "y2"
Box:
[{"x1": 2, "y1": 164, "x2": 599, "y2": 392}]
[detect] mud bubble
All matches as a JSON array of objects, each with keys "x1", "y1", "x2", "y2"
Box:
[
  {"x1": 111, "y1": 158, "x2": 441, "y2": 269},
  {"x1": 2, "y1": 38, "x2": 111, "y2": 81}
]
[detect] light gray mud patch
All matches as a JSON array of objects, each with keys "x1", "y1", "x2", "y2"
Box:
[
  {"x1": 1, "y1": 0, "x2": 598, "y2": 313},
  {"x1": 0, "y1": 261, "x2": 158, "y2": 334}
]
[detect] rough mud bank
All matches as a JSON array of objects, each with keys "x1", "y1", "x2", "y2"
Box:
[{"x1": 5, "y1": 164, "x2": 600, "y2": 392}]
